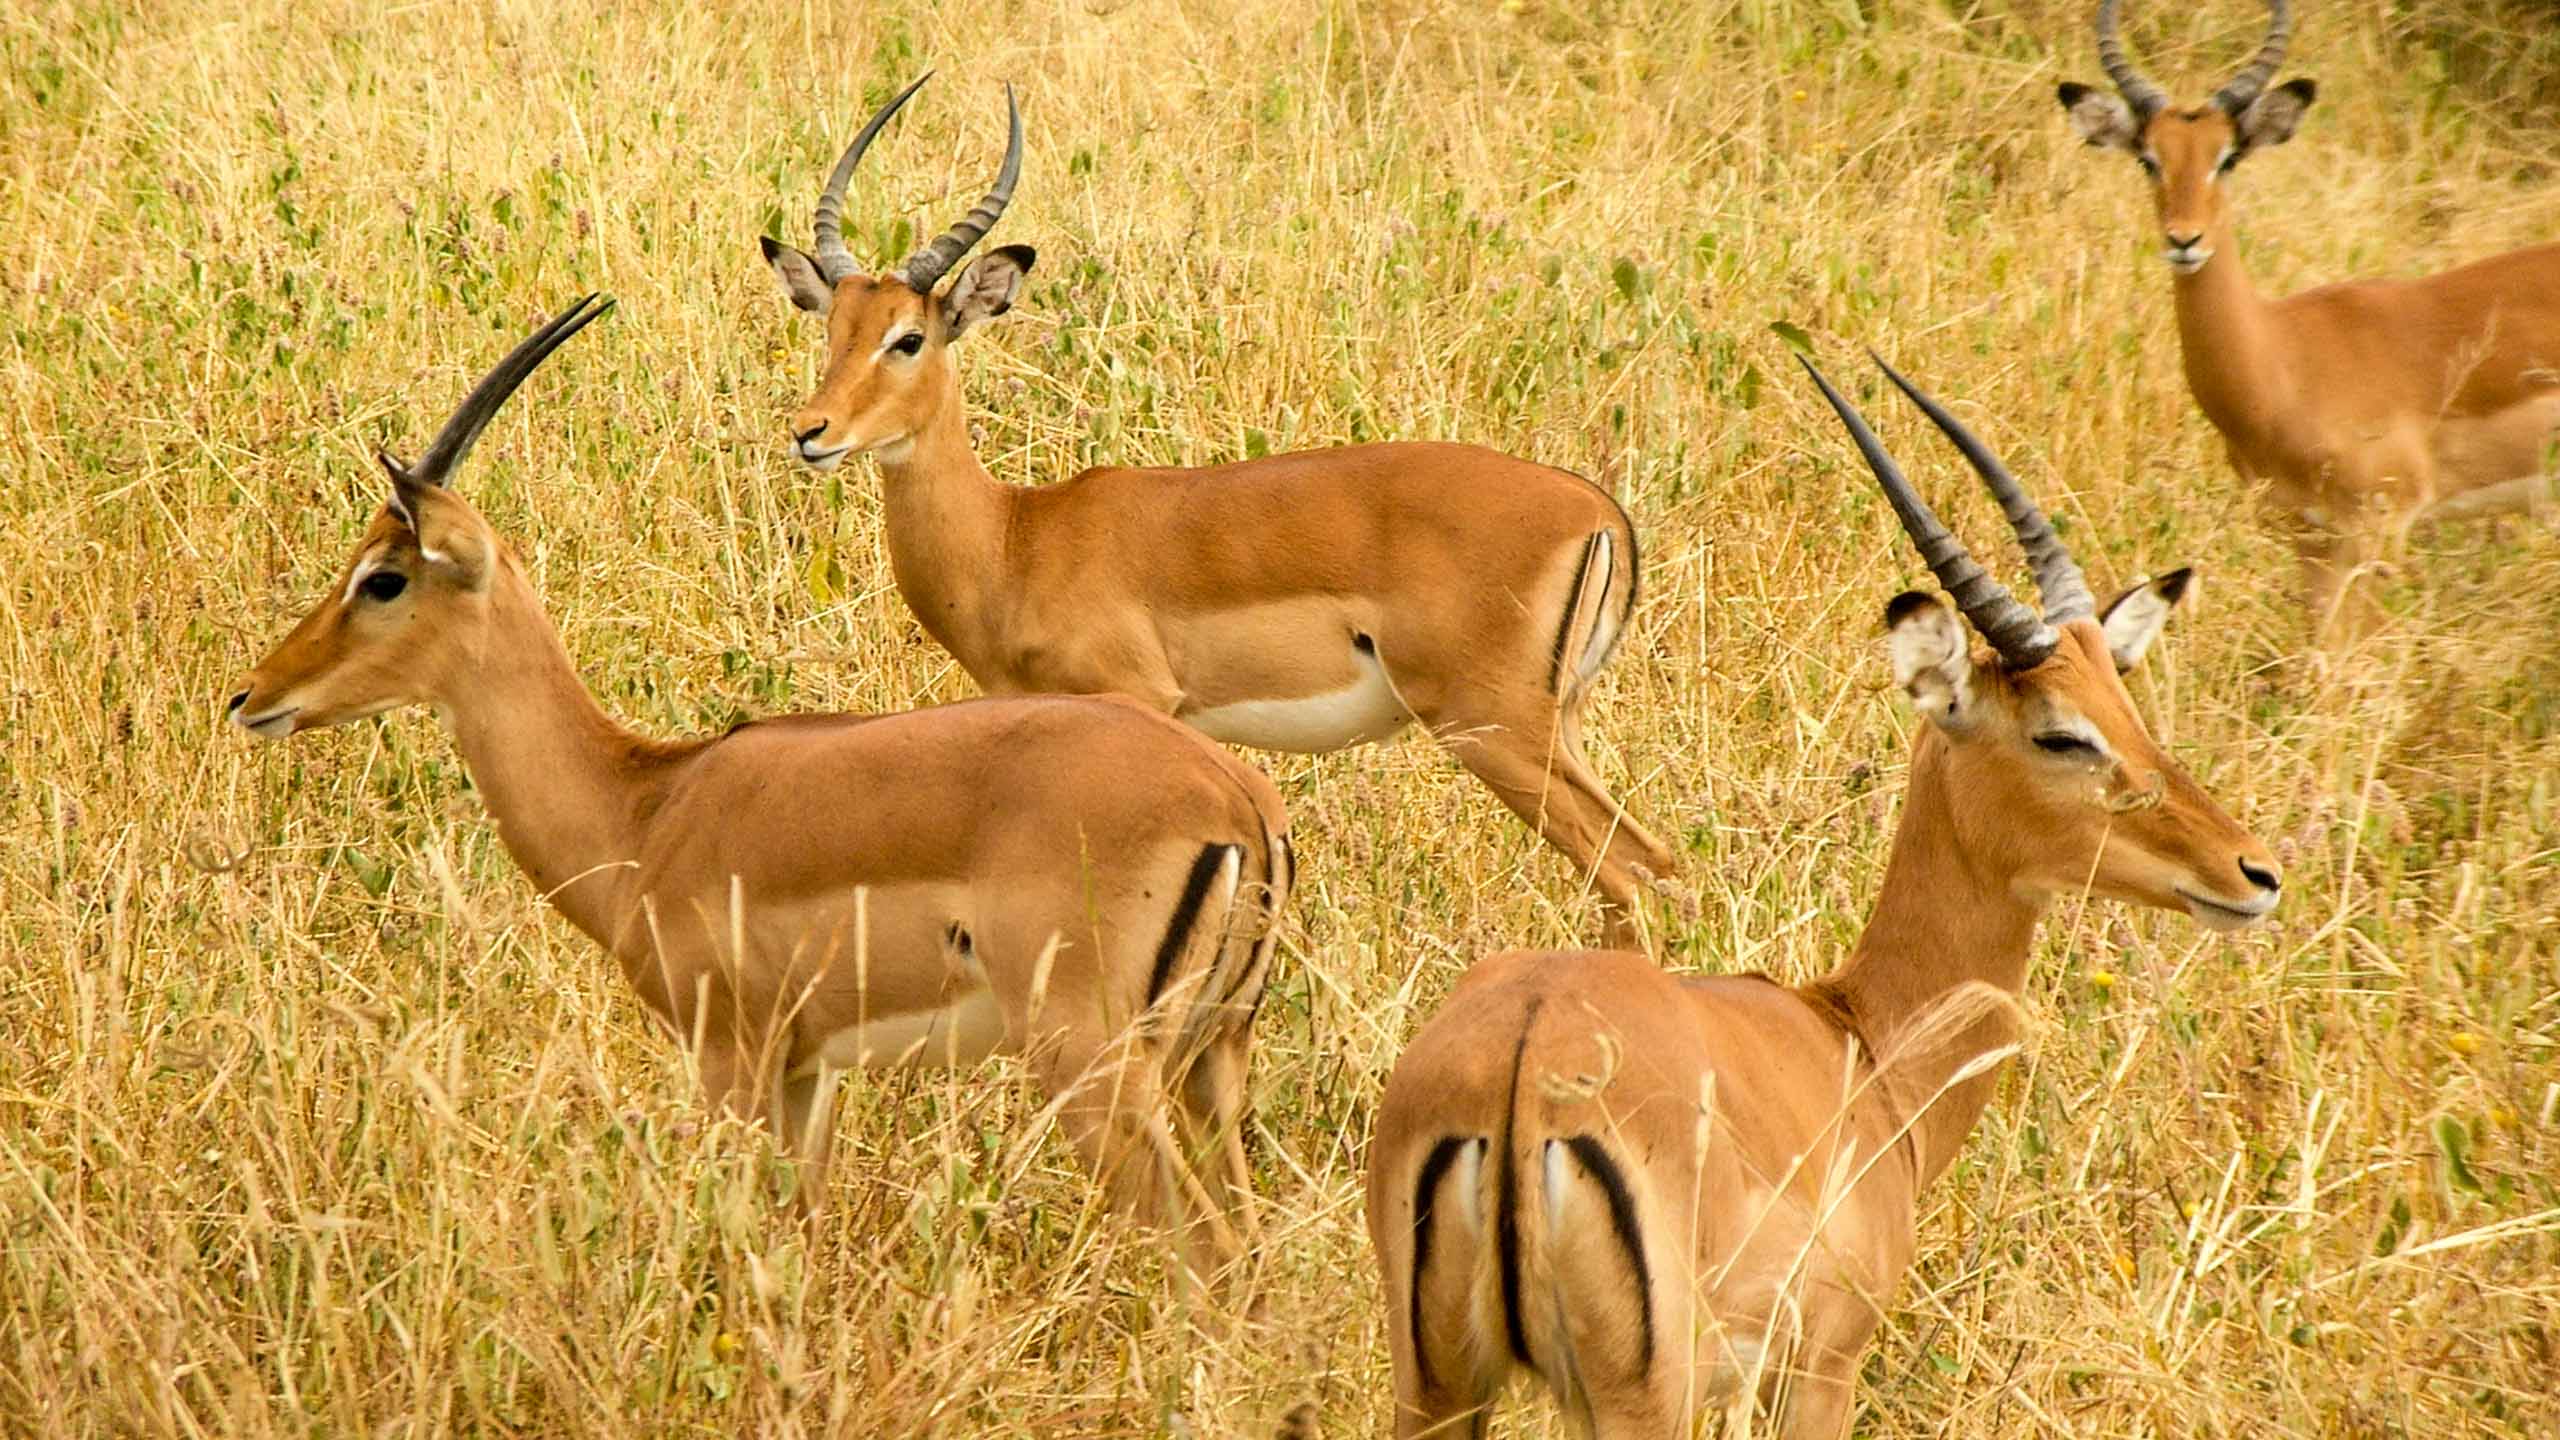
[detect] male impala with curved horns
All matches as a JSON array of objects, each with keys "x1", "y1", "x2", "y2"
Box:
[
  {"x1": 759, "y1": 76, "x2": 1675, "y2": 942},
  {"x1": 2059, "y1": 0, "x2": 2560, "y2": 636},
  {"x1": 1366, "y1": 355, "x2": 2281, "y2": 1437},
  {"x1": 229, "y1": 298, "x2": 1292, "y2": 1272}
]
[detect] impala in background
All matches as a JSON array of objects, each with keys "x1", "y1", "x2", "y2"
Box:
[
  {"x1": 1364, "y1": 354, "x2": 2279, "y2": 1438},
  {"x1": 2060, "y1": 0, "x2": 2560, "y2": 639},
  {"x1": 761, "y1": 76, "x2": 1676, "y2": 944},
  {"x1": 230, "y1": 298, "x2": 1293, "y2": 1274}
]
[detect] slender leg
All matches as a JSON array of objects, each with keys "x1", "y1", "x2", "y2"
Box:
[
  {"x1": 774, "y1": 1066, "x2": 840, "y2": 1214},
  {"x1": 1393, "y1": 1397, "x2": 1494, "y2": 1440},
  {"x1": 695, "y1": 1039, "x2": 767, "y2": 1124},
  {"x1": 1770, "y1": 1373, "x2": 1856, "y2": 1440},
  {"x1": 1172, "y1": 1025, "x2": 1261, "y2": 1250},
  {"x1": 1558, "y1": 701, "x2": 1679, "y2": 884},
  {"x1": 2299, "y1": 526, "x2": 2388, "y2": 647},
  {"x1": 1429, "y1": 698, "x2": 1665, "y2": 946},
  {"x1": 1759, "y1": 1325, "x2": 1871, "y2": 1440},
  {"x1": 1035, "y1": 1036, "x2": 1242, "y2": 1277}
]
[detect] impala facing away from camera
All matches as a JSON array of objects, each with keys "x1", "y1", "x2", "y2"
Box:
[
  {"x1": 1366, "y1": 355, "x2": 2280, "y2": 1438},
  {"x1": 760, "y1": 76, "x2": 1674, "y2": 943},
  {"x1": 2060, "y1": 0, "x2": 2560, "y2": 637},
  {"x1": 230, "y1": 298, "x2": 1292, "y2": 1273}
]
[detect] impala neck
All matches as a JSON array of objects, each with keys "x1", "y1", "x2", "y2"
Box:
[
  {"x1": 2170, "y1": 219, "x2": 2285, "y2": 439},
  {"x1": 870, "y1": 367, "x2": 1016, "y2": 679},
  {"x1": 1811, "y1": 732, "x2": 2045, "y2": 1189},
  {"x1": 435, "y1": 560, "x2": 674, "y2": 945}
]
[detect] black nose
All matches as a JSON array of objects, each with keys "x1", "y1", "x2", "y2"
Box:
[
  {"x1": 227, "y1": 690, "x2": 248, "y2": 714},
  {"x1": 2238, "y1": 859, "x2": 2281, "y2": 893},
  {"x1": 2167, "y1": 231, "x2": 2203, "y2": 249},
  {"x1": 795, "y1": 423, "x2": 828, "y2": 445}
]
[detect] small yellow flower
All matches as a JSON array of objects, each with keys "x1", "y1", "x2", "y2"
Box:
[
  {"x1": 2090, "y1": 969, "x2": 2118, "y2": 992},
  {"x1": 2178, "y1": 1199, "x2": 2198, "y2": 1221},
  {"x1": 2488, "y1": 1106, "x2": 2518, "y2": 1130},
  {"x1": 2112, "y1": 1252, "x2": 2137, "y2": 1283},
  {"x1": 1499, "y1": 0, "x2": 1526, "y2": 14},
  {"x1": 712, "y1": 1331, "x2": 743, "y2": 1360},
  {"x1": 2448, "y1": 1032, "x2": 2481, "y2": 1057},
  {"x1": 1791, "y1": 89, "x2": 1808, "y2": 103}
]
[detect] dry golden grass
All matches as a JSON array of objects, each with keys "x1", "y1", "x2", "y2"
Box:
[{"x1": 3, "y1": 0, "x2": 2556, "y2": 1434}]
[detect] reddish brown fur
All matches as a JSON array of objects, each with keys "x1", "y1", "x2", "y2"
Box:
[
  {"x1": 1369, "y1": 615, "x2": 2277, "y2": 1437},
  {"x1": 235, "y1": 481, "x2": 1291, "y2": 1274},
  {"x1": 2066, "y1": 66, "x2": 2560, "y2": 637},
  {"x1": 772, "y1": 255, "x2": 1676, "y2": 944}
]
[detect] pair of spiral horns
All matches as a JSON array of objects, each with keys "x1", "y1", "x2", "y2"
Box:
[
  {"x1": 798, "y1": 73, "x2": 1021, "y2": 296},
  {"x1": 2097, "y1": 0, "x2": 2292, "y2": 121},
  {"x1": 1800, "y1": 355, "x2": 2096, "y2": 671}
]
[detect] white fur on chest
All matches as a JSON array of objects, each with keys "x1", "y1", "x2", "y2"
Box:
[{"x1": 1182, "y1": 639, "x2": 1413, "y2": 753}]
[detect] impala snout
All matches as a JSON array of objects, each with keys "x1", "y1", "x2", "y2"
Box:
[
  {"x1": 792, "y1": 417, "x2": 853, "y2": 471},
  {"x1": 228, "y1": 681, "x2": 300, "y2": 740},
  {"x1": 2162, "y1": 229, "x2": 2213, "y2": 274},
  {"x1": 2174, "y1": 840, "x2": 2282, "y2": 933}
]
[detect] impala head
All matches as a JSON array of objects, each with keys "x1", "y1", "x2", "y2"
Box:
[
  {"x1": 1800, "y1": 353, "x2": 2280, "y2": 931},
  {"x1": 228, "y1": 296, "x2": 611, "y2": 738},
  {"x1": 761, "y1": 75, "x2": 1036, "y2": 470},
  {"x1": 2059, "y1": 0, "x2": 2316, "y2": 275}
]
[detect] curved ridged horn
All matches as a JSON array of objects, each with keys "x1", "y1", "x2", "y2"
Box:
[
  {"x1": 899, "y1": 83, "x2": 1021, "y2": 294},
  {"x1": 811, "y1": 74, "x2": 933, "y2": 285},
  {"x1": 2095, "y1": 0, "x2": 2168, "y2": 120},
  {"x1": 2212, "y1": 0, "x2": 2292, "y2": 114},
  {"x1": 1870, "y1": 354, "x2": 2097, "y2": 625},
  {"x1": 1798, "y1": 355, "x2": 2061, "y2": 669},
  {"x1": 384, "y1": 294, "x2": 614, "y2": 490}
]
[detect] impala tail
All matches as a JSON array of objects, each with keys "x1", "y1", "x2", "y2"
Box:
[
  {"x1": 1549, "y1": 505, "x2": 1642, "y2": 705},
  {"x1": 1392, "y1": 993, "x2": 1662, "y2": 1436},
  {"x1": 1159, "y1": 815, "x2": 1292, "y2": 1068}
]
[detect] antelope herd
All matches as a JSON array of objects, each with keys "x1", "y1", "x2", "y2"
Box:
[{"x1": 218, "y1": 3, "x2": 2549, "y2": 1435}]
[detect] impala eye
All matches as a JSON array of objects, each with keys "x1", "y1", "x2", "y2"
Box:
[
  {"x1": 359, "y1": 570, "x2": 409, "y2": 602},
  {"x1": 2136, "y1": 154, "x2": 2161, "y2": 177},
  {"x1": 888, "y1": 331, "x2": 925, "y2": 357},
  {"x1": 2033, "y1": 732, "x2": 2098, "y2": 757},
  {"x1": 2213, "y1": 150, "x2": 2239, "y2": 175}
]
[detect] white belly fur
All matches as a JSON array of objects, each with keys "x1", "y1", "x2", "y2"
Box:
[
  {"x1": 803, "y1": 987, "x2": 1008, "y2": 1072},
  {"x1": 1182, "y1": 639, "x2": 1413, "y2": 753}
]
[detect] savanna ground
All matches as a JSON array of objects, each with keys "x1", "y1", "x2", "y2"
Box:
[{"x1": 4, "y1": 0, "x2": 2557, "y2": 1434}]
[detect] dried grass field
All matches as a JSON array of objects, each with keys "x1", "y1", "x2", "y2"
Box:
[{"x1": 3, "y1": 0, "x2": 2557, "y2": 1434}]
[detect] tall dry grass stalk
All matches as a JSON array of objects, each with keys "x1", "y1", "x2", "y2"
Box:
[{"x1": 2, "y1": 0, "x2": 2555, "y2": 1434}]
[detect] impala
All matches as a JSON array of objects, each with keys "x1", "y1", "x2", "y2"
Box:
[
  {"x1": 759, "y1": 77, "x2": 1675, "y2": 942},
  {"x1": 229, "y1": 297, "x2": 1293, "y2": 1269},
  {"x1": 1364, "y1": 354, "x2": 2282, "y2": 1437},
  {"x1": 2059, "y1": 0, "x2": 2560, "y2": 636}
]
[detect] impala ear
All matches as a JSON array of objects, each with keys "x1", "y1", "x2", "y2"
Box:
[
  {"x1": 1885, "y1": 590, "x2": 1976, "y2": 731},
  {"x1": 761, "y1": 236, "x2": 836, "y2": 316},
  {"x1": 380, "y1": 450, "x2": 428, "y2": 528},
  {"x1": 2098, "y1": 567, "x2": 2192, "y2": 671},
  {"x1": 380, "y1": 468, "x2": 491, "y2": 589},
  {"x1": 2234, "y1": 78, "x2": 2315, "y2": 152},
  {"x1": 2058, "y1": 82, "x2": 2141, "y2": 154},
  {"x1": 943, "y1": 244, "x2": 1035, "y2": 340}
]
